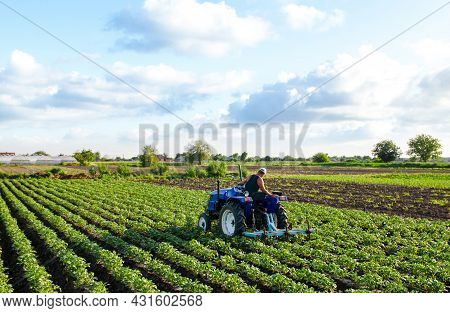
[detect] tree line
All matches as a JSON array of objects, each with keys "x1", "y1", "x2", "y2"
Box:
[
  {"x1": 30, "y1": 133, "x2": 442, "y2": 166},
  {"x1": 174, "y1": 134, "x2": 443, "y2": 164}
]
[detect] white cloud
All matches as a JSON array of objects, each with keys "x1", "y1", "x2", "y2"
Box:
[
  {"x1": 282, "y1": 4, "x2": 344, "y2": 31},
  {"x1": 111, "y1": 62, "x2": 195, "y2": 86},
  {"x1": 278, "y1": 71, "x2": 296, "y2": 83},
  {"x1": 196, "y1": 70, "x2": 252, "y2": 94},
  {"x1": 0, "y1": 50, "x2": 251, "y2": 124},
  {"x1": 229, "y1": 46, "x2": 417, "y2": 123},
  {"x1": 9, "y1": 50, "x2": 42, "y2": 75},
  {"x1": 109, "y1": 0, "x2": 270, "y2": 57},
  {"x1": 63, "y1": 127, "x2": 93, "y2": 140},
  {"x1": 410, "y1": 38, "x2": 450, "y2": 69},
  {"x1": 110, "y1": 62, "x2": 252, "y2": 94},
  {"x1": 228, "y1": 42, "x2": 450, "y2": 155}
]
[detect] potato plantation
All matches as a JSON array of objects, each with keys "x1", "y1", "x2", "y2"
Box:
[
  {"x1": 151, "y1": 177, "x2": 449, "y2": 219},
  {"x1": 0, "y1": 178, "x2": 448, "y2": 293}
]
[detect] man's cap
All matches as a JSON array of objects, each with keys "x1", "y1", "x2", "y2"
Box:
[{"x1": 258, "y1": 167, "x2": 267, "y2": 174}]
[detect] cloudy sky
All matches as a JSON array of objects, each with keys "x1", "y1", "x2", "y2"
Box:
[{"x1": 0, "y1": 0, "x2": 449, "y2": 158}]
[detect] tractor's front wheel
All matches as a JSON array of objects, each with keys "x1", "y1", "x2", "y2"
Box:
[
  {"x1": 218, "y1": 202, "x2": 246, "y2": 237},
  {"x1": 198, "y1": 213, "x2": 211, "y2": 232}
]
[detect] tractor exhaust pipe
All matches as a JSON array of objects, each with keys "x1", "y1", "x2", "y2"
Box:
[
  {"x1": 215, "y1": 180, "x2": 220, "y2": 210},
  {"x1": 238, "y1": 164, "x2": 243, "y2": 181}
]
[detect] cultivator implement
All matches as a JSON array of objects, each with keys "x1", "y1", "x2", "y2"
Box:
[{"x1": 242, "y1": 213, "x2": 313, "y2": 239}]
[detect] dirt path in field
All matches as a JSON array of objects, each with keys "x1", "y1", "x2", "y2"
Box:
[{"x1": 146, "y1": 178, "x2": 449, "y2": 220}]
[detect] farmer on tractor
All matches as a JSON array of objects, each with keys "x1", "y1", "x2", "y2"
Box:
[
  {"x1": 238, "y1": 167, "x2": 278, "y2": 211},
  {"x1": 197, "y1": 164, "x2": 313, "y2": 238}
]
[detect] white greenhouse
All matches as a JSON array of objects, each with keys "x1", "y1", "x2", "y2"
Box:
[{"x1": 0, "y1": 155, "x2": 76, "y2": 165}]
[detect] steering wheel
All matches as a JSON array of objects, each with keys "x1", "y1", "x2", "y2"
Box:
[{"x1": 234, "y1": 185, "x2": 246, "y2": 194}]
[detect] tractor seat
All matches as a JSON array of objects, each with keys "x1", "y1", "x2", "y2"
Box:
[{"x1": 251, "y1": 192, "x2": 266, "y2": 203}]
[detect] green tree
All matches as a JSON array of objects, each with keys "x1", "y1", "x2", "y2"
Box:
[
  {"x1": 283, "y1": 155, "x2": 295, "y2": 161},
  {"x1": 117, "y1": 164, "x2": 131, "y2": 176},
  {"x1": 139, "y1": 145, "x2": 158, "y2": 167},
  {"x1": 31, "y1": 151, "x2": 49, "y2": 156},
  {"x1": 185, "y1": 140, "x2": 212, "y2": 165},
  {"x1": 372, "y1": 140, "x2": 401, "y2": 162},
  {"x1": 207, "y1": 161, "x2": 227, "y2": 177},
  {"x1": 407, "y1": 134, "x2": 442, "y2": 162},
  {"x1": 212, "y1": 154, "x2": 225, "y2": 161},
  {"x1": 230, "y1": 153, "x2": 239, "y2": 162},
  {"x1": 184, "y1": 166, "x2": 198, "y2": 178},
  {"x1": 73, "y1": 149, "x2": 96, "y2": 166},
  {"x1": 150, "y1": 163, "x2": 169, "y2": 176},
  {"x1": 312, "y1": 152, "x2": 330, "y2": 163},
  {"x1": 240, "y1": 152, "x2": 248, "y2": 162}
]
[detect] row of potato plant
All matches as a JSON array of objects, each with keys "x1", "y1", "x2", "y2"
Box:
[
  {"x1": 38, "y1": 178, "x2": 446, "y2": 292},
  {"x1": 22, "y1": 179, "x2": 450, "y2": 292},
  {"x1": 31, "y1": 179, "x2": 326, "y2": 292},
  {"x1": 1, "y1": 180, "x2": 158, "y2": 293},
  {"x1": 0, "y1": 189, "x2": 58, "y2": 292},
  {"x1": 43, "y1": 179, "x2": 382, "y2": 291},
  {"x1": 14, "y1": 180, "x2": 253, "y2": 293},
  {"x1": 0, "y1": 237, "x2": 13, "y2": 292},
  {"x1": 0, "y1": 183, "x2": 106, "y2": 292},
  {"x1": 96, "y1": 179, "x2": 449, "y2": 292},
  {"x1": 24, "y1": 179, "x2": 302, "y2": 293}
]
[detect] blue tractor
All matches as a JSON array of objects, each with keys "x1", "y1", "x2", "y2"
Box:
[{"x1": 197, "y1": 166, "x2": 313, "y2": 238}]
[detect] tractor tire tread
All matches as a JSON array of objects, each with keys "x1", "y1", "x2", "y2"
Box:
[
  {"x1": 276, "y1": 204, "x2": 288, "y2": 229},
  {"x1": 219, "y1": 201, "x2": 246, "y2": 236},
  {"x1": 198, "y1": 212, "x2": 211, "y2": 232}
]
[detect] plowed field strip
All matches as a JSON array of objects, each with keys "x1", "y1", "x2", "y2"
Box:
[{"x1": 148, "y1": 178, "x2": 449, "y2": 219}]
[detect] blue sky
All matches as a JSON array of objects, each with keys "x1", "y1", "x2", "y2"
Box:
[{"x1": 0, "y1": 0, "x2": 449, "y2": 158}]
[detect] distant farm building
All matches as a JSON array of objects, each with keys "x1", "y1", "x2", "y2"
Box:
[
  {"x1": 11, "y1": 156, "x2": 32, "y2": 164},
  {"x1": 0, "y1": 155, "x2": 76, "y2": 165},
  {"x1": 0, "y1": 152, "x2": 15, "y2": 156}
]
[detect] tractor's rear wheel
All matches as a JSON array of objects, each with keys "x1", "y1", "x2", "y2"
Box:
[
  {"x1": 254, "y1": 207, "x2": 277, "y2": 230},
  {"x1": 198, "y1": 213, "x2": 211, "y2": 232},
  {"x1": 254, "y1": 207, "x2": 264, "y2": 230},
  {"x1": 218, "y1": 202, "x2": 246, "y2": 237},
  {"x1": 275, "y1": 203, "x2": 288, "y2": 229}
]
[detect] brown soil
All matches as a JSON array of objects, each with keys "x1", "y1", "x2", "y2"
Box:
[{"x1": 148, "y1": 178, "x2": 449, "y2": 220}]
